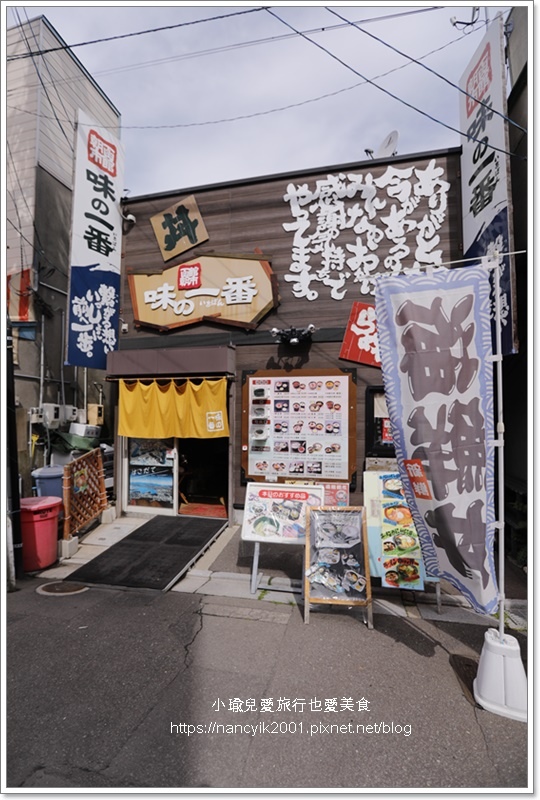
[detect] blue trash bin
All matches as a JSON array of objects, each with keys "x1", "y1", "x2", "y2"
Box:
[
  {"x1": 31, "y1": 466, "x2": 65, "y2": 526},
  {"x1": 32, "y1": 466, "x2": 64, "y2": 499}
]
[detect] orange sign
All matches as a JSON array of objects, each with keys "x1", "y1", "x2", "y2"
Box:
[
  {"x1": 403, "y1": 459, "x2": 433, "y2": 500},
  {"x1": 128, "y1": 255, "x2": 278, "y2": 331},
  {"x1": 150, "y1": 195, "x2": 209, "y2": 262}
]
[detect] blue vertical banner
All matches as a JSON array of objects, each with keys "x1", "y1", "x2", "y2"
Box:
[
  {"x1": 375, "y1": 267, "x2": 498, "y2": 614},
  {"x1": 66, "y1": 110, "x2": 125, "y2": 369}
]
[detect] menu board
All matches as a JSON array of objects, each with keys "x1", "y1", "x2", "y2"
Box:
[
  {"x1": 246, "y1": 374, "x2": 351, "y2": 481},
  {"x1": 305, "y1": 507, "x2": 372, "y2": 618},
  {"x1": 241, "y1": 482, "x2": 325, "y2": 543},
  {"x1": 379, "y1": 473, "x2": 424, "y2": 591}
]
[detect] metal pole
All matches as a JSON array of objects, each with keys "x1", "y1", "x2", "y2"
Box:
[
  {"x1": 7, "y1": 320, "x2": 24, "y2": 578},
  {"x1": 83, "y1": 367, "x2": 88, "y2": 422},
  {"x1": 60, "y1": 309, "x2": 66, "y2": 408},
  {"x1": 490, "y1": 255, "x2": 506, "y2": 641},
  {"x1": 39, "y1": 313, "x2": 45, "y2": 408}
]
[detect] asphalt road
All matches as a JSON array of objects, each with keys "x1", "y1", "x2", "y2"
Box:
[{"x1": 5, "y1": 576, "x2": 529, "y2": 791}]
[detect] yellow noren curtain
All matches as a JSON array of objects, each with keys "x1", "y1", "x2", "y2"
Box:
[{"x1": 118, "y1": 378, "x2": 230, "y2": 439}]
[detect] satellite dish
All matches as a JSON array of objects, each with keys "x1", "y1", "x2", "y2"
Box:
[{"x1": 374, "y1": 130, "x2": 399, "y2": 159}]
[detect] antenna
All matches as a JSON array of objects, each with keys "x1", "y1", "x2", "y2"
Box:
[{"x1": 374, "y1": 130, "x2": 399, "y2": 159}]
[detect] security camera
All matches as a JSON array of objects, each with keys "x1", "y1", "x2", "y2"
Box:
[
  {"x1": 121, "y1": 322, "x2": 129, "y2": 334},
  {"x1": 124, "y1": 213, "x2": 136, "y2": 225}
]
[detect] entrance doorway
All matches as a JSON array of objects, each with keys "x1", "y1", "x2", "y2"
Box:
[
  {"x1": 123, "y1": 436, "x2": 228, "y2": 518},
  {"x1": 178, "y1": 437, "x2": 228, "y2": 517}
]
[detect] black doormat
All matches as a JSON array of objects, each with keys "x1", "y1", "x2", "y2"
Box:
[{"x1": 67, "y1": 516, "x2": 227, "y2": 591}]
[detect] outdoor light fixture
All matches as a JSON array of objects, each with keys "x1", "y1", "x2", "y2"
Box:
[
  {"x1": 270, "y1": 324, "x2": 317, "y2": 346},
  {"x1": 121, "y1": 211, "x2": 137, "y2": 235}
]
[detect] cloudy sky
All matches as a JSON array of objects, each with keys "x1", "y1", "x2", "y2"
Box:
[{"x1": 5, "y1": 2, "x2": 516, "y2": 198}]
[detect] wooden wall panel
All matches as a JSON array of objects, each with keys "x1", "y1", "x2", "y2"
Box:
[
  {"x1": 119, "y1": 150, "x2": 463, "y2": 511},
  {"x1": 122, "y1": 151, "x2": 463, "y2": 342},
  {"x1": 231, "y1": 340, "x2": 385, "y2": 508}
]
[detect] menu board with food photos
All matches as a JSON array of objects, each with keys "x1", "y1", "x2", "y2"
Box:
[
  {"x1": 243, "y1": 371, "x2": 355, "y2": 483},
  {"x1": 379, "y1": 473, "x2": 425, "y2": 591},
  {"x1": 304, "y1": 507, "x2": 372, "y2": 626},
  {"x1": 241, "y1": 482, "x2": 325, "y2": 544}
]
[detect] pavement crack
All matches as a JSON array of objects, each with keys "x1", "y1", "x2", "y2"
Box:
[
  {"x1": 182, "y1": 603, "x2": 204, "y2": 669},
  {"x1": 473, "y1": 706, "x2": 505, "y2": 782},
  {"x1": 18, "y1": 764, "x2": 46, "y2": 787}
]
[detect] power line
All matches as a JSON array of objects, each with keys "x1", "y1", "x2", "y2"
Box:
[
  {"x1": 6, "y1": 217, "x2": 68, "y2": 280},
  {"x1": 12, "y1": 8, "x2": 74, "y2": 151},
  {"x1": 265, "y1": 8, "x2": 524, "y2": 161},
  {"x1": 325, "y1": 7, "x2": 526, "y2": 136},
  {"x1": 6, "y1": 7, "x2": 441, "y2": 92},
  {"x1": 5, "y1": 27, "x2": 487, "y2": 132},
  {"x1": 6, "y1": 141, "x2": 52, "y2": 276},
  {"x1": 6, "y1": 7, "x2": 266, "y2": 61},
  {"x1": 21, "y1": 6, "x2": 77, "y2": 143}
]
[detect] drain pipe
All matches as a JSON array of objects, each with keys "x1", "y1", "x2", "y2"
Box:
[
  {"x1": 39, "y1": 313, "x2": 45, "y2": 408},
  {"x1": 60, "y1": 309, "x2": 66, "y2": 408},
  {"x1": 83, "y1": 367, "x2": 88, "y2": 423}
]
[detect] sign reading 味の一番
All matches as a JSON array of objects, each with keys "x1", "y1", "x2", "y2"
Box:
[{"x1": 459, "y1": 16, "x2": 516, "y2": 354}]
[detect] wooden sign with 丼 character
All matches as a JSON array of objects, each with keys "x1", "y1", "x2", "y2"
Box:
[
  {"x1": 304, "y1": 506, "x2": 372, "y2": 627},
  {"x1": 150, "y1": 194, "x2": 209, "y2": 262}
]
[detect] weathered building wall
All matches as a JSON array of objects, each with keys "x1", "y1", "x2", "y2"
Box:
[{"x1": 7, "y1": 15, "x2": 122, "y2": 487}]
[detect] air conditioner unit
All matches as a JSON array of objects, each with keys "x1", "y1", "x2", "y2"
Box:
[{"x1": 42, "y1": 403, "x2": 61, "y2": 429}]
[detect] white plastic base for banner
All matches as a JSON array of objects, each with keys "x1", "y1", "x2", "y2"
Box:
[{"x1": 473, "y1": 628, "x2": 527, "y2": 722}]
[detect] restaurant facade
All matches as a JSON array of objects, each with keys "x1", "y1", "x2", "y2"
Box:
[{"x1": 107, "y1": 147, "x2": 463, "y2": 521}]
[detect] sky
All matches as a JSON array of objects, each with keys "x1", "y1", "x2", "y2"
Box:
[{"x1": 4, "y1": 2, "x2": 518, "y2": 198}]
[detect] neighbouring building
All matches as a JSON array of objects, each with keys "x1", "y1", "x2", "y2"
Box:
[{"x1": 6, "y1": 15, "x2": 122, "y2": 493}]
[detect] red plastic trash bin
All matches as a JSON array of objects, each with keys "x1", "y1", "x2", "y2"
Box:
[{"x1": 20, "y1": 497, "x2": 62, "y2": 572}]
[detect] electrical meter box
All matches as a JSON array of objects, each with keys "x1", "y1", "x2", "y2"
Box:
[
  {"x1": 61, "y1": 405, "x2": 78, "y2": 424},
  {"x1": 42, "y1": 403, "x2": 61, "y2": 429},
  {"x1": 87, "y1": 404, "x2": 104, "y2": 426},
  {"x1": 29, "y1": 407, "x2": 43, "y2": 424}
]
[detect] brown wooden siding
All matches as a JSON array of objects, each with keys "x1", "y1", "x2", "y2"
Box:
[
  {"x1": 121, "y1": 150, "x2": 462, "y2": 339},
  {"x1": 118, "y1": 149, "x2": 463, "y2": 509},
  {"x1": 232, "y1": 340, "x2": 383, "y2": 508}
]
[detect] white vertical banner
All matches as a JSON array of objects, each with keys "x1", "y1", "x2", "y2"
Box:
[
  {"x1": 459, "y1": 15, "x2": 517, "y2": 354},
  {"x1": 375, "y1": 267, "x2": 498, "y2": 614},
  {"x1": 66, "y1": 110, "x2": 125, "y2": 369}
]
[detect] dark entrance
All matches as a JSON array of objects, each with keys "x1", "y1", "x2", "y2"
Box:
[{"x1": 178, "y1": 437, "x2": 228, "y2": 516}]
